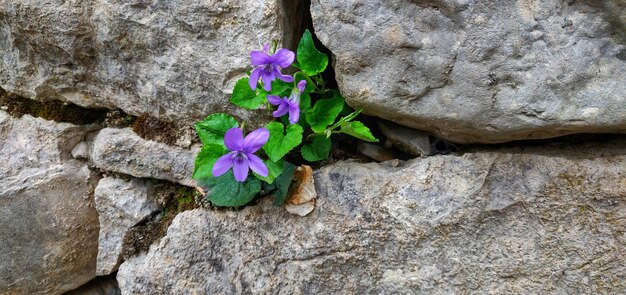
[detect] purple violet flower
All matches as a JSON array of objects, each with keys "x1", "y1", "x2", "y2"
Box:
[
  {"x1": 249, "y1": 45, "x2": 295, "y2": 91},
  {"x1": 267, "y1": 80, "x2": 306, "y2": 124},
  {"x1": 212, "y1": 127, "x2": 269, "y2": 182}
]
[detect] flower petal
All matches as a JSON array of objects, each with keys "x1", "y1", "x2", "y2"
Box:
[
  {"x1": 297, "y1": 80, "x2": 307, "y2": 93},
  {"x1": 243, "y1": 127, "x2": 269, "y2": 153},
  {"x1": 211, "y1": 153, "x2": 233, "y2": 177},
  {"x1": 250, "y1": 50, "x2": 270, "y2": 66},
  {"x1": 277, "y1": 72, "x2": 294, "y2": 83},
  {"x1": 270, "y1": 48, "x2": 295, "y2": 68},
  {"x1": 249, "y1": 67, "x2": 263, "y2": 90},
  {"x1": 232, "y1": 158, "x2": 249, "y2": 182},
  {"x1": 273, "y1": 101, "x2": 289, "y2": 118},
  {"x1": 247, "y1": 154, "x2": 268, "y2": 177},
  {"x1": 224, "y1": 127, "x2": 244, "y2": 151},
  {"x1": 267, "y1": 95, "x2": 283, "y2": 106},
  {"x1": 288, "y1": 103, "x2": 300, "y2": 124},
  {"x1": 261, "y1": 69, "x2": 276, "y2": 91}
]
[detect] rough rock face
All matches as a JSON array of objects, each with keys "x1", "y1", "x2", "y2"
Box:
[
  {"x1": 94, "y1": 177, "x2": 158, "y2": 275},
  {"x1": 117, "y1": 137, "x2": 626, "y2": 294},
  {"x1": 0, "y1": 0, "x2": 284, "y2": 124},
  {"x1": 90, "y1": 128, "x2": 198, "y2": 187},
  {"x1": 311, "y1": 0, "x2": 626, "y2": 143},
  {"x1": 0, "y1": 111, "x2": 99, "y2": 294}
]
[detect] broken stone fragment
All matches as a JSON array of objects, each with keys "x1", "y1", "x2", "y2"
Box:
[
  {"x1": 90, "y1": 128, "x2": 199, "y2": 187},
  {"x1": 357, "y1": 141, "x2": 396, "y2": 162},
  {"x1": 94, "y1": 177, "x2": 159, "y2": 276},
  {"x1": 285, "y1": 165, "x2": 317, "y2": 216},
  {"x1": 378, "y1": 120, "x2": 455, "y2": 156}
]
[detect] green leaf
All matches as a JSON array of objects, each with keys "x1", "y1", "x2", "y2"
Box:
[
  {"x1": 297, "y1": 29, "x2": 328, "y2": 76},
  {"x1": 230, "y1": 78, "x2": 266, "y2": 109},
  {"x1": 329, "y1": 109, "x2": 362, "y2": 130},
  {"x1": 263, "y1": 122, "x2": 303, "y2": 162},
  {"x1": 272, "y1": 162, "x2": 296, "y2": 206},
  {"x1": 267, "y1": 79, "x2": 292, "y2": 97},
  {"x1": 192, "y1": 144, "x2": 226, "y2": 179},
  {"x1": 196, "y1": 171, "x2": 261, "y2": 207},
  {"x1": 306, "y1": 96, "x2": 345, "y2": 133},
  {"x1": 340, "y1": 121, "x2": 379, "y2": 142},
  {"x1": 194, "y1": 113, "x2": 239, "y2": 146},
  {"x1": 301, "y1": 136, "x2": 332, "y2": 162},
  {"x1": 255, "y1": 158, "x2": 284, "y2": 185}
]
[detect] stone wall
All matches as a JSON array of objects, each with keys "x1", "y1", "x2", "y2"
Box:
[{"x1": 0, "y1": 1, "x2": 624, "y2": 294}]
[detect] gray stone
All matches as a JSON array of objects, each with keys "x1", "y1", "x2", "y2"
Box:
[
  {"x1": 0, "y1": 0, "x2": 285, "y2": 125},
  {"x1": 0, "y1": 111, "x2": 99, "y2": 294},
  {"x1": 117, "y1": 137, "x2": 626, "y2": 294},
  {"x1": 95, "y1": 177, "x2": 158, "y2": 276},
  {"x1": 311, "y1": 0, "x2": 626, "y2": 143},
  {"x1": 356, "y1": 141, "x2": 396, "y2": 162},
  {"x1": 65, "y1": 275, "x2": 121, "y2": 295},
  {"x1": 378, "y1": 120, "x2": 455, "y2": 156},
  {"x1": 378, "y1": 120, "x2": 433, "y2": 156},
  {"x1": 0, "y1": 111, "x2": 98, "y2": 177},
  {"x1": 90, "y1": 128, "x2": 198, "y2": 187}
]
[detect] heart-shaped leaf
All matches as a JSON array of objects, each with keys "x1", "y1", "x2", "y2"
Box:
[
  {"x1": 192, "y1": 144, "x2": 226, "y2": 179},
  {"x1": 263, "y1": 122, "x2": 303, "y2": 162},
  {"x1": 194, "y1": 113, "x2": 238, "y2": 146},
  {"x1": 301, "y1": 136, "x2": 332, "y2": 162},
  {"x1": 196, "y1": 171, "x2": 261, "y2": 207},
  {"x1": 297, "y1": 29, "x2": 329, "y2": 76}
]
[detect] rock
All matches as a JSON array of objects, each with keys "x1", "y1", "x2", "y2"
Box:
[
  {"x1": 311, "y1": 0, "x2": 626, "y2": 143},
  {"x1": 357, "y1": 141, "x2": 396, "y2": 162},
  {"x1": 65, "y1": 275, "x2": 121, "y2": 295},
  {"x1": 72, "y1": 141, "x2": 91, "y2": 159},
  {"x1": 117, "y1": 137, "x2": 626, "y2": 294},
  {"x1": 90, "y1": 128, "x2": 199, "y2": 187},
  {"x1": 94, "y1": 177, "x2": 159, "y2": 275},
  {"x1": 378, "y1": 120, "x2": 455, "y2": 156},
  {"x1": 285, "y1": 165, "x2": 317, "y2": 217},
  {"x1": 0, "y1": 111, "x2": 98, "y2": 176},
  {"x1": 0, "y1": 111, "x2": 99, "y2": 294},
  {"x1": 0, "y1": 0, "x2": 287, "y2": 125}
]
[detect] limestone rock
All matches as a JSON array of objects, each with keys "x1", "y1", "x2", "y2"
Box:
[
  {"x1": 94, "y1": 177, "x2": 158, "y2": 275},
  {"x1": 378, "y1": 120, "x2": 455, "y2": 156},
  {"x1": 311, "y1": 0, "x2": 626, "y2": 143},
  {"x1": 0, "y1": 111, "x2": 99, "y2": 294},
  {"x1": 90, "y1": 128, "x2": 198, "y2": 187},
  {"x1": 117, "y1": 137, "x2": 626, "y2": 294},
  {"x1": 0, "y1": 0, "x2": 285, "y2": 125}
]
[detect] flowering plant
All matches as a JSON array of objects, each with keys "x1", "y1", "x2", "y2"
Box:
[{"x1": 193, "y1": 30, "x2": 377, "y2": 207}]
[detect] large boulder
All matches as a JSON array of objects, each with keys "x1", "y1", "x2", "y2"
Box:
[
  {"x1": 0, "y1": 0, "x2": 285, "y2": 124},
  {"x1": 311, "y1": 0, "x2": 626, "y2": 143},
  {"x1": 0, "y1": 111, "x2": 99, "y2": 294},
  {"x1": 117, "y1": 137, "x2": 626, "y2": 294}
]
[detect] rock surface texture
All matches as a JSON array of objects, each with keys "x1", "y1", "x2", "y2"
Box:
[
  {"x1": 0, "y1": 111, "x2": 99, "y2": 294},
  {"x1": 94, "y1": 177, "x2": 158, "y2": 275},
  {"x1": 90, "y1": 128, "x2": 198, "y2": 187},
  {"x1": 311, "y1": 0, "x2": 626, "y2": 143},
  {"x1": 0, "y1": 0, "x2": 284, "y2": 124},
  {"x1": 117, "y1": 138, "x2": 626, "y2": 294}
]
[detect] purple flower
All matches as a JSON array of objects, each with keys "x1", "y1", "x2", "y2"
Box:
[
  {"x1": 249, "y1": 45, "x2": 294, "y2": 91},
  {"x1": 267, "y1": 80, "x2": 306, "y2": 124},
  {"x1": 212, "y1": 127, "x2": 269, "y2": 182}
]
